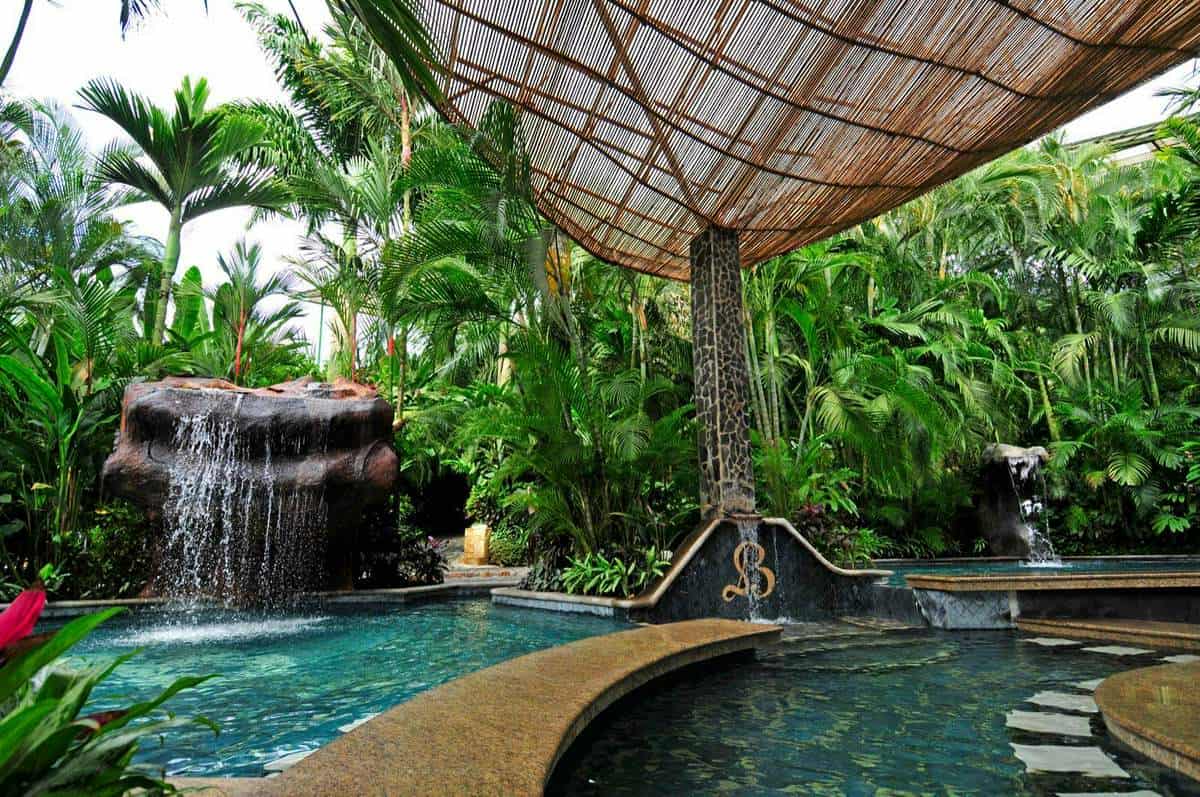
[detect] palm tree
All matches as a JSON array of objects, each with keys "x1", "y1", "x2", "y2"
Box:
[
  {"x1": 78, "y1": 76, "x2": 287, "y2": 344},
  {"x1": 292, "y1": 233, "x2": 376, "y2": 382},
  {"x1": 210, "y1": 240, "x2": 299, "y2": 385},
  {"x1": 0, "y1": 103, "x2": 155, "y2": 292},
  {"x1": 329, "y1": 0, "x2": 439, "y2": 101},
  {"x1": 0, "y1": 106, "x2": 195, "y2": 559},
  {"x1": 239, "y1": 1, "x2": 445, "y2": 401},
  {"x1": 0, "y1": 1, "x2": 35, "y2": 89}
]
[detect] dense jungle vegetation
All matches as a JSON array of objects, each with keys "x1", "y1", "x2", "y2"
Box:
[{"x1": 1, "y1": 4, "x2": 1199, "y2": 600}]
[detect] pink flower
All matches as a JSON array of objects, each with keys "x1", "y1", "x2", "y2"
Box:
[{"x1": 0, "y1": 587, "x2": 47, "y2": 649}]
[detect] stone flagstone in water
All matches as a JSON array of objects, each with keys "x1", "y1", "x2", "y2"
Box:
[
  {"x1": 1010, "y1": 744, "x2": 1129, "y2": 778},
  {"x1": 1082, "y1": 645, "x2": 1156, "y2": 656},
  {"x1": 1162, "y1": 654, "x2": 1200, "y2": 664},
  {"x1": 1028, "y1": 691, "x2": 1099, "y2": 713},
  {"x1": 1006, "y1": 710, "x2": 1092, "y2": 737},
  {"x1": 1023, "y1": 637, "x2": 1083, "y2": 647},
  {"x1": 1073, "y1": 678, "x2": 1105, "y2": 691}
]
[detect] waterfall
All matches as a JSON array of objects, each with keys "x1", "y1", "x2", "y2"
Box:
[
  {"x1": 734, "y1": 517, "x2": 764, "y2": 622},
  {"x1": 159, "y1": 392, "x2": 329, "y2": 608},
  {"x1": 1005, "y1": 453, "x2": 1058, "y2": 566}
]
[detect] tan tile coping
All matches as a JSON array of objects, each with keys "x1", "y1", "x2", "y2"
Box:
[
  {"x1": 17, "y1": 578, "x2": 523, "y2": 619},
  {"x1": 1017, "y1": 618, "x2": 1200, "y2": 652},
  {"x1": 905, "y1": 572, "x2": 1200, "y2": 593},
  {"x1": 1096, "y1": 661, "x2": 1200, "y2": 784},
  {"x1": 249, "y1": 619, "x2": 780, "y2": 796},
  {"x1": 877, "y1": 554, "x2": 1200, "y2": 565},
  {"x1": 170, "y1": 777, "x2": 263, "y2": 795}
]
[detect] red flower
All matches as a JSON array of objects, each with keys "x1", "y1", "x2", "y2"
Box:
[
  {"x1": 0, "y1": 586, "x2": 47, "y2": 649},
  {"x1": 79, "y1": 709, "x2": 129, "y2": 737}
]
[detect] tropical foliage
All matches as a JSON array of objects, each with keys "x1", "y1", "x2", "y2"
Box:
[
  {"x1": 0, "y1": 592, "x2": 212, "y2": 795},
  {"x1": 0, "y1": 101, "x2": 311, "y2": 598},
  {"x1": 2, "y1": 3, "x2": 1200, "y2": 606}
]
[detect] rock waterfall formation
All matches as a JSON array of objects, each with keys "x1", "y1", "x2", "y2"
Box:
[
  {"x1": 102, "y1": 377, "x2": 397, "y2": 606},
  {"x1": 978, "y1": 443, "x2": 1054, "y2": 560}
]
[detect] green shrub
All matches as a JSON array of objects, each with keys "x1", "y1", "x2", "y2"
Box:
[
  {"x1": 487, "y1": 520, "x2": 531, "y2": 566},
  {"x1": 519, "y1": 555, "x2": 564, "y2": 593},
  {"x1": 59, "y1": 502, "x2": 154, "y2": 601},
  {"x1": 560, "y1": 547, "x2": 671, "y2": 598}
]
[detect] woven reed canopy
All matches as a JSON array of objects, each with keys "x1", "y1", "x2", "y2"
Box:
[{"x1": 422, "y1": 1, "x2": 1200, "y2": 279}]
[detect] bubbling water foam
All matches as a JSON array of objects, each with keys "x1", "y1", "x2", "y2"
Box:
[{"x1": 115, "y1": 616, "x2": 331, "y2": 646}]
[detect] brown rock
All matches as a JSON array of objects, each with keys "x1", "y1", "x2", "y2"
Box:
[{"x1": 101, "y1": 376, "x2": 398, "y2": 601}]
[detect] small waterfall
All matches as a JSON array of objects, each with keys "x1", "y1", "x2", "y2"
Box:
[
  {"x1": 1005, "y1": 453, "x2": 1059, "y2": 566},
  {"x1": 159, "y1": 393, "x2": 328, "y2": 608},
  {"x1": 734, "y1": 517, "x2": 765, "y2": 621}
]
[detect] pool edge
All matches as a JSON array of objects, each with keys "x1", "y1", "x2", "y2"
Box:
[
  {"x1": 252, "y1": 619, "x2": 781, "y2": 797},
  {"x1": 1097, "y1": 662, "x2": 1200, "y2": 785}
]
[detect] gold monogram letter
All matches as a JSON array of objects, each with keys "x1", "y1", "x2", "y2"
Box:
[{"x1": 721, "y1": 541, "x2": 776, "y2": 602}]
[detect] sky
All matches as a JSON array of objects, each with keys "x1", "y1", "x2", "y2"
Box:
[{"x1": 4, "y1": 1, "x2": 1196, "y2": 345}]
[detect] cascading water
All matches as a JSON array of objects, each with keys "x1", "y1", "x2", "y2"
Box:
[
  {"x1": 159, "y1": 391, "x2": 329, "y2": 608},
  {"x1": 1004, "y1": 452, "x2": 1059, "y2": 566},
  {"x1": 734, "y1": 517, "x2": 766, "y2": 622}
]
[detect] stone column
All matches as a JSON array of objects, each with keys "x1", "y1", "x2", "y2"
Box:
[{"x1": 690, "y1": 225, "x2": 755, "y2": 517}]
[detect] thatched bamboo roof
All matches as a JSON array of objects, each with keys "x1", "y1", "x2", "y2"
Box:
[{"x1": 421, "y1": 1, "x2": 1200, "y2": 280}]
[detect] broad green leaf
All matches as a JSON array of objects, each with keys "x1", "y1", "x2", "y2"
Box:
[
  {"x1": 1106, "y1": 452, "x2": 1151, "y2": 487},
  {"x1": 0, "y1": 609, "x2": 124, "y2": 705}
]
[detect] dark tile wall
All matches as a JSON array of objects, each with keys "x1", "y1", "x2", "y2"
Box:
[
  {"x1": 634, "y1": 519, "x2": 922, "y2": 624},
  {"x1": 1017, "y1": 589, "x2": 1200, "y2": 623}
]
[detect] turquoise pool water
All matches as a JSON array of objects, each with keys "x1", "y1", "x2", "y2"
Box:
[
  {"x1": 69, "y1": 599, "x2": 627, "y2": 777},
  {"x1": 884, "y1": 557, "x2": 1200, "y2": 587},
  {"x1": 550, "y1": 631, "x2": 1200, "y2": 796}
]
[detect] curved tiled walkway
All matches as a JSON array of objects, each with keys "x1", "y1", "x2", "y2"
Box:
[
  {"x1": 1097, "y1": 661, "x2": 1200, "y2": 785},
  {"x1": 175, "y1": 625, "x2": 1198, "y2": 795},
  {"x1": 241, "y1": 619, "x2": 780, "y2": 796}
]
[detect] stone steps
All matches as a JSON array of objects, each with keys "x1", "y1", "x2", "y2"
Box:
[
  {"x1": 445, "y1": 566, "x2": 528, "y2": 581},
  {"x1": 837, "y1": 615, "x2": 922, "y2": 632},
  {"x1": 1016, "y1": 618, "x2": 1200, "y2": 652}
]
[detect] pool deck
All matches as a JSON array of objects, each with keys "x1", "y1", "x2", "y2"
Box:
[
  {"x1": 170, "y1": 778, "x2": 262, "y2": 796},
  {"x1": 904, "y1": 571, "x2": 1200, "y2": 592},
  {"x1": 1016, "y1": 618, "x2": 1200, "y2": 651},
  {"x1": 21, "y1": 576, "x2": 525, "y2": 619},
  {"x1": 1096, "y1": 661, "x2": 1200, "y2": 783},
  {"x1": 242, "y1": 618, "x2": 779, "y2": 796}
]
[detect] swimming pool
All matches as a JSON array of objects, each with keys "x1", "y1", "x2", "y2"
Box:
[
  {"x1": 68, "y1": 599, "x2": 627, "y2": 777},
  {"x1": 883, "y1": 556, "x2": 1200, "y2": 587},
  {"x1": 550, "y1": 629, "x2": 1200, "y2": 796}
]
